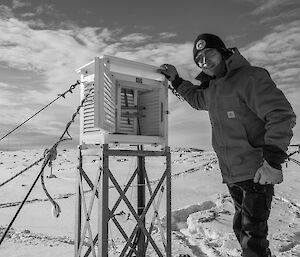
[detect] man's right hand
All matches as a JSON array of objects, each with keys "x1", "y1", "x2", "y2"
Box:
[{"x1": 158, "y1": 64, "x2": 178, "y2": 82}]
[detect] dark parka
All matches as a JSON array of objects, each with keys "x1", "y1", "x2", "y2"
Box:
[{"x1": 173, "y1": 48, "x2": 296, "y2": 184}]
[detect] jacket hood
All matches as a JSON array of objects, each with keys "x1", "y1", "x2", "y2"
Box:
[{"x1": 195, "y1": 48, "x2": 250, "y2": 82}]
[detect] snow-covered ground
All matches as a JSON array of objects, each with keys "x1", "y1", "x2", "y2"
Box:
[{"x1": 0, "y1": 147, "x2": 299, "y2": 257}]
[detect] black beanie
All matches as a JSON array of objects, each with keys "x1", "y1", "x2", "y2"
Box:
[{"x1": 193, "y1": 33, "x2": 230, "y2": 65}]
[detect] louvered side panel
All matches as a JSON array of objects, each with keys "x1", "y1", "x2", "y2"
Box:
[
  {"x1": 138, "y1": 90, "x2": 161, "y2": 136},
  {"x1": 103, "y1": 71, "x2": 116, "y2": 132},
  {"x1": 82, "y1": 82, "x2": 100, "y2": 134}
]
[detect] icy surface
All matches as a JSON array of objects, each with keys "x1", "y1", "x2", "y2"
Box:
[{"x1": 0, "y1": 147, "x2": 299, "y2": 256}]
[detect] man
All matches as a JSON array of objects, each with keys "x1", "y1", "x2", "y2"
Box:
[{"x1": 159, "y1": 33, "x2": 296, "y2": 257}]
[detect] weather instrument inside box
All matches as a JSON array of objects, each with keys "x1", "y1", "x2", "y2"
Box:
[{"x1": 76, "y1": 55, "x2": 168, "y2": 146}]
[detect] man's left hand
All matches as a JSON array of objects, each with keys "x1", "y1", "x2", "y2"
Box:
[
  {"x1": 253, "y1": 160, "x2": 283, "y2": 185},
  {"x1": 158, "y1": 64, "x2": 178, "y2": 82}
]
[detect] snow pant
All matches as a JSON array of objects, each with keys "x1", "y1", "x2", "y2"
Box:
[{"x1": 227, "y1": 180, "x2": 274, "y2": 257}]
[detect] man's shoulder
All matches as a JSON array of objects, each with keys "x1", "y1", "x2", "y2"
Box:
[{"x1": 238, "y1": 65, "x2": 270, "y2": 77}]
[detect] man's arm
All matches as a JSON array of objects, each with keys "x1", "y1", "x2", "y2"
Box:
[
  {"x1": 244, "y1": 68, "x2": 296, "y2": 168},
  {"x1": 174, "y1": 77, "x2": 208, "y2": 110},
  {"x1": 159, "y1": 64, "x2": 208, "y2": 110}
]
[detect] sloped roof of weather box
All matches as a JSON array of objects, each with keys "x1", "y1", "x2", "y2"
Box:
[{"x1": 76, "y1": 55, "x2": 165, "y2": 82}]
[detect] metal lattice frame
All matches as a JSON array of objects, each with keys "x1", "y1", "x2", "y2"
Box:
[{"x1": 74, "y1": 144, "x2": 171, "y2": 257}]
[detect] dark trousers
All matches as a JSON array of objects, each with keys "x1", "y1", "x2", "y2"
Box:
[{"x1": 227, "y1": 180, "x2": 274, "y2": 257}]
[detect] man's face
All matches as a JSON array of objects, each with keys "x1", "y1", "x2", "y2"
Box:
[{"x1": 195, "y1": 48, "x2": 224, "y2": 77}]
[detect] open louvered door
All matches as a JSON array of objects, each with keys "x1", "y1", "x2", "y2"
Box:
[{"x1": 94, "y1": 57, "x2": 116, "y2": 132}]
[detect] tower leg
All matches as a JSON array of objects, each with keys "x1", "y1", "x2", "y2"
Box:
[
  {"x1": 75, "y1": 146, "x2": 82, "y2": 257},
  {"x1": 98, "y1": 144, "x2": 109, "y2": 257},
  {"x1": 137, "y1": 145, "x2": 146, "y2": 256},
  {"x1": 166, "y1": 147, "x2": 172, "y2": 257}
]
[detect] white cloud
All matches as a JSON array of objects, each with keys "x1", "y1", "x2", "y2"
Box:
[
  {"x1": 237, "y1": 0, "x2": 298, "y2": 15},
  {"x1": 120, "y1": 33, "x2": 152, "y2": 43},
  {"x1": 0, "y1": 82, "x2": 10, "y2": 88},
  {"x1": 242, "y1": 20, "x2": 300, "y2": 90},
  {"x1": 12, "y1": 0, "x2": 30, "y2": 9},
  {"x1": 253, "y1": 0, "x2": 288, "y2": 14},
  {"x1": 0, "y1": 18, "x2": 115, "y2": 90},
  {"x1": 158, "y1": 32, "x2": 177, "y2": 40},
  {"x1": 0, "y1": 5, "x2": 14, "y2": 18},
  {"x1": 35, "y1": 4, "x2": 54, "y2": 15},
  {"x1": 257, "y1": 7, "x2": 300, "y2": 24}
]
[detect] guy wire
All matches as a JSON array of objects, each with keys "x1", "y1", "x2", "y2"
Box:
[{"x1": 0, "y1": 80, "x2": 81, "y2": 142}]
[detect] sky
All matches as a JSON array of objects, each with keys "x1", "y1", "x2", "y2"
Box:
[{"x1": 0, "y1": 0, "x2": 299, "y2": 150}]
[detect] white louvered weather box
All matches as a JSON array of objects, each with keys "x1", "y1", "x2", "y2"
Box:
[{"x1": 76, "y1": 55, "x2": 168, "y2": 146}]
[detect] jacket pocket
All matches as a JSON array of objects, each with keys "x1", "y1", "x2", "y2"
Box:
[
  {"x1": 215, "y1": 96, "x2": 243, "y2": 122},
  {"x1": 216, "y1": 96, "x2": 240, "y2": 109}
]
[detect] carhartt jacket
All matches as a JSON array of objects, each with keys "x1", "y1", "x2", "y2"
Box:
[{"x1": 173, "y1": 49, "x2": 296, "y2": 184}]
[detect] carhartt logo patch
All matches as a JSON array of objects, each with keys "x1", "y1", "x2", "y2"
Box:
[{"x1": 227, "y1": 111, "x2": 235, "y2": 118}]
